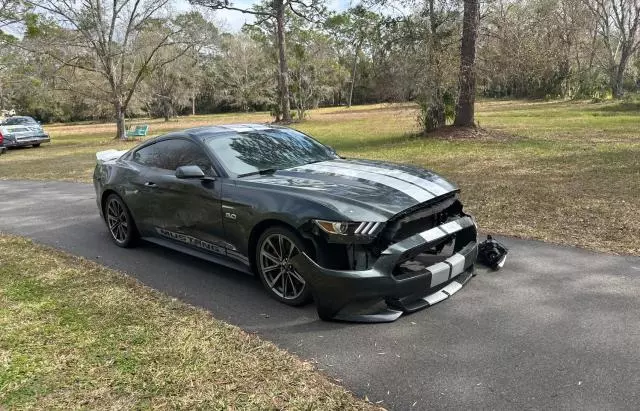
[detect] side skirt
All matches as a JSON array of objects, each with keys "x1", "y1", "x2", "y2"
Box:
[{"x1": 142, "y1": 236, "x2": 252, "y2": 275}]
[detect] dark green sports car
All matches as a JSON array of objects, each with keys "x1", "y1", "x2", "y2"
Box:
[{"x1": 93, "y1": 124, "x2": 478, "y2": 322}]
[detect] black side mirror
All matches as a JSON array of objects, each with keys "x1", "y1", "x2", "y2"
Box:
[{"x1": 175, "y1": 165, "x2": 205, "y2": 179}]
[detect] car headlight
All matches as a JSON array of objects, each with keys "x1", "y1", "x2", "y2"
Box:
[{"x1": 313, "y1": 219, "x2": 383, "y2": 236}]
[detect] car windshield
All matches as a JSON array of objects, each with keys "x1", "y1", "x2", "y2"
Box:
[
  {"x1": 2, "y1": 117, "x2": 37, "y2": 125},
  {"x1": 202, "y1": 128, "x2": 338, "y2": 176}
]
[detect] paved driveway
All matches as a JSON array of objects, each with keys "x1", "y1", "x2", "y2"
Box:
[{"x1": 1, "y1": 180, "x2": 639, "y2": 410}]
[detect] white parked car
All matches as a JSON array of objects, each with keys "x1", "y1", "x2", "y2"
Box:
[{"x1": 0, "y1": 116, "x2": 50, "y2": 149}]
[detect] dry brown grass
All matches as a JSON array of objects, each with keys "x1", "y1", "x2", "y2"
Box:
[{"x1": 0, "y1": 235, "x2": 379, "y2": 410}]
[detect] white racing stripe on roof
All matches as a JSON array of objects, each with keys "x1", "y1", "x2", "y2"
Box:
[
  {"x1": 243, "y1": 123, "x2": 271, "y2": 130},
  {"x1": 329, "y1": 161, "x2": 451, "y2": 196},
  {"x1": 222, "y1": 124, "x2": 271, "y2": 132},
  {"x1": 224, "y1": 126, "x2": 254, "y2": 132},
  {"x1": 297, "y1": 163, "x2": 434, "y2": 202}
]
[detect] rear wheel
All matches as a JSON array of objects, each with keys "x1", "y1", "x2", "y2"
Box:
[
  {"x1": 32, "y1": 143, "x2": 40, "y2": 148},
  {"x1": 255, "y1": 226, "x2": 312, "y2": 306},
  {"x1": 104, "y1": 194, "x2": 137, "y2": 248}
]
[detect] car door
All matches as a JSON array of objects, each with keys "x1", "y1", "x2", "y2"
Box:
[{"x1": 130, "y1": 138, "x2": 228, "y2": 258}]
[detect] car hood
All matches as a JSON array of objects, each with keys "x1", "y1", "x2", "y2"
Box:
[{"x1": 237, "y1": 159, "x2": 458, "y2": 220}]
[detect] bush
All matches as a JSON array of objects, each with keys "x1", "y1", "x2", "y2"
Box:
[{"x1": 416, "y1": 91, "x2": 455, "y2": 133}]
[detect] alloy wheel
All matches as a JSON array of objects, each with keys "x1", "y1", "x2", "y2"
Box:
[
  {"x1": 106, "y1": 198, "x2": 129, "y2": 244},
  {"x1": 259, "y1": 234, "x2": 306, "y2": 300}
]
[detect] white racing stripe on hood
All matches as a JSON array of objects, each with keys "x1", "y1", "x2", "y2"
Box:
[
  {"x1": 328, "y1": 160, "x2": 451, "y2": 196},
  {"x1": 296, "y1": 163, "x2": 434, "y2": 202}
]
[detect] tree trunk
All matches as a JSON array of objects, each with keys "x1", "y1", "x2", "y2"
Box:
[
  {"x1": 275, "y1": 0, "x2": 292, "y2": 122},
  {"x1": 114, "y1": 100, "x2": 126, "y2": 140},
  {"x1": 192, "y1": 91, "x2": 196, "y2": 115},
  {"x1": 348, "y1": 43, "x2": 361, "y2": 108},
  {"x1": 611, "y1": 51, "x2": 629, "y2": 99},
  {"x1": 163, "y1": 98, "x2": 171, "y2": 122},
  {"x1": 454, "y1": 0, "x2": 480, "y2": 127}
]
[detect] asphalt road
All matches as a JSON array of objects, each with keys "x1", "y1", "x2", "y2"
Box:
[{"x1": 2, "y1": 179, "x2": 640, "y2": 410}]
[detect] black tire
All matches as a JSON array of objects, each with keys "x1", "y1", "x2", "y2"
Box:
[
  {"x1": 32, "y1": 143, "x2": 41, "y2": 148},
  {"x1": 255, "y1": 226, "x2": 312, "y2": 306},
  {"x1": 104, "y1": 194, "x2": 138, "y2": 248}
]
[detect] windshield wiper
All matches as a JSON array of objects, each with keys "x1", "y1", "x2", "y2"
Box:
[{"x1": 237, "y1": 168, "x2": 278, "y2": 178}]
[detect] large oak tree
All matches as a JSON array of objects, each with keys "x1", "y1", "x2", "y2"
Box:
[
  {"x1": 586, "y1": 0, "x2": 640, "y2": 98},
  {"x1": 26, "y1": 0, "x2": 199, "y2": 139}
]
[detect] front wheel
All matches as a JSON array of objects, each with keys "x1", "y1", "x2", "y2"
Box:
[
  {"x1": 32, "y1": 143, "x2": 41, "y2": 148},
  {"x1": 255, "y1": 226, "x2": 312, "y2": 306},
  {"x1": 104, "y1": 194, "x2": 137, "y2": 248}
]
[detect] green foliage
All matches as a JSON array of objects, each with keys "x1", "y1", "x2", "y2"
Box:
[
  {"x1": 417, "y1": 91, "x2": 455, "y2": 133},
  {"x1": 1, "y1": 0, "x2": 637, "y2": 124},
  {"x1": 205, "y1": 34, "x2": 275, "y2": 112},
  {"x1": 288, "y1": 15, "x2": 348, "y2": 119}
]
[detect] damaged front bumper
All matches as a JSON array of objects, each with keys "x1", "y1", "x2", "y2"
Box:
[
  {"x1": 2, "y1": 135, "x2": 50, "y2": 147},
  {"x1": 291, "y1": 216, "x2": 478, "y2": 323}
]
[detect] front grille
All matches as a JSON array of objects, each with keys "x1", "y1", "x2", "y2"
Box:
[
  {"x1": 392, "y1": 228, "x2": 477, "y2": 281},
  {"x1": 393, "y1": 240, "x2": 456, "y2": 279},
  {"x1": 381, "y1": 195, "x2": 462, "y2": 245}
]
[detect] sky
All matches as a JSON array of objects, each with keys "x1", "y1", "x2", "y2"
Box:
[{"x1": 177, "y1": 0, "x2": 354, "y2": 32}]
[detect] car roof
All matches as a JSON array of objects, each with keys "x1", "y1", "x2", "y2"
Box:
[
  {"x1": 184, "y1": 123, "x2": 285, "y2": 139},
  {"x1": 138, "y1": 123, "x2": 291, "y2": 148}
]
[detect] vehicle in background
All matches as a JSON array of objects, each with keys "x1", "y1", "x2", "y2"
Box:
[{"x1": 0, "y1": 116, "x2": 50, "y2": 149}]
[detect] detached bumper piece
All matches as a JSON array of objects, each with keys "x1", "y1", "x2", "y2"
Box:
[{"x1": 292, "y1": 216, "x2": 478, "y2": 323}]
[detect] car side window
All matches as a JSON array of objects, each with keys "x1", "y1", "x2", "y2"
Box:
[
  {"x1": 133, "y1": 143, "x2": 161, "y2": 168},
  {"x1": 133, "y1": 139, "x2": 215, "y2": 176}
]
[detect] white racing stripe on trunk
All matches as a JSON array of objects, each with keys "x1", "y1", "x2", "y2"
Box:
[
  {"x1": 297, "y1": 163, "x2": 434, "y2": 202},
  {"x1": 329, "y1": 161, "x2": 451, "y2": 196}
]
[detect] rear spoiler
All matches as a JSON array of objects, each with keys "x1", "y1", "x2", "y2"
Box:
[{"x1": 96, "y1": 149, "x2": 127, "y2": 163}]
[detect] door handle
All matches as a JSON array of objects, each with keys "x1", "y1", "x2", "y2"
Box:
[{"x1": 144, "y1": 181, "x2": 158, "y2": 187}]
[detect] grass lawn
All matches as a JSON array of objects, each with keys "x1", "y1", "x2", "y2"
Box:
[
  {"x1": 1, "y1": 100, "x2": 638, "y2": 256},
  {"x1": 0, "y1": 235, "x2": 375, "y2": 409}
]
